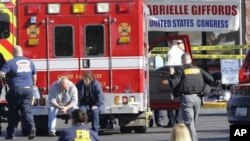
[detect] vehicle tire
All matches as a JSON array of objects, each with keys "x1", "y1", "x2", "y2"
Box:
[
  {"x1": 134, "y1": 126, "x2": 146, "y2": 133},
  {"x1": 120, "y1": 126, "x2": 132, "y2": 133},
  {"x1": 34, "y1": 115, "x2": 48, "y2": 136}
]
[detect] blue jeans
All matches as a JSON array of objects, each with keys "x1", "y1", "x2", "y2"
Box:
[
  {"x1": 48, "y1": 106, "x2": 77, "y2": 133},
  {"x1": 80, "y1": 105, "x2": 104, "y2": 133},
  {"x1": 154, "y1": 110, "x2": 164, "y2": 126}
]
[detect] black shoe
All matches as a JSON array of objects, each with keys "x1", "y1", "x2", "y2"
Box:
[
  {"x1": 5, "y1": 136, "x2": 16, "y2": 140},
  {"x1": 28, "y1": 128, "x2": 36, "y2": 140}
]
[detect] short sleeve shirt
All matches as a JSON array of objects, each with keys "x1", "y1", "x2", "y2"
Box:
[{"x1": 1, "y1": 56, "x2": 36, "y2": 88}]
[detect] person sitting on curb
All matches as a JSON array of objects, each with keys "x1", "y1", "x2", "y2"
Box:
[{"x1": 48, "y1": 77, "x2": 78, "y2": 136}]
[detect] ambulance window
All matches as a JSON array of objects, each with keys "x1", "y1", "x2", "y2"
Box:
[
  {"x1": 85, "y1": 25, "x2": 104, "y2": 56},
  {"x1": 54, "y1": 26, "x2": 73, "y2": 57},
  {"x1": 0, "y1": 12, "x2": 10, "y2": 39}
]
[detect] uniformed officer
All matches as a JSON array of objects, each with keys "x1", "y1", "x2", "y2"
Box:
[
  {"x1": 168, "y1": 53, "x2": 214, "y2": 141},
  {"x1": 58, "y1": 109, "x2": 99, "y2": 141},
  {"x1": 0, "y1": 45, "x2": 37, "y2": 140}
]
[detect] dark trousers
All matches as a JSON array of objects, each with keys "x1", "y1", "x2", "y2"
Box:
[
  {"x1": 167, "y1": 109, "x2": 182, "y2": 126},
  {"x1": 80, "y1": 105, "x2": 104, "y2": 133},
  {"x1": 6, "y1": 87, "x2": 35, "y2": 137}
]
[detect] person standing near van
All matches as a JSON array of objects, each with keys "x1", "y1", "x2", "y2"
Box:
[{"x1": 0, "y1": 45, "x2": 37, "y2": 140}]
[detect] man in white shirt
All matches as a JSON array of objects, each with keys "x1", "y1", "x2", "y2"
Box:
[
  {"x1": 166, "y1": 42, "x2": 184, "y2": 66},
  {"x1": 165, "y1": 40, "x2": 185, "y2": 127}
]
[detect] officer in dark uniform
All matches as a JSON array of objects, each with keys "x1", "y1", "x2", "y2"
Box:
[
  {"x1": 0, "y1": 45, "x2": 37, "y2": 140},
  {"x1": 58, "y1": 109, "x2": 99, "y2": 141},
  {"x1": 168, "y1": 53, "x2": 214, "y2": 141}
]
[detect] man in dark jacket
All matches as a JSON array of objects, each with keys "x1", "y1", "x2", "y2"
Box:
[
  {"x1": 58, "y1": 109, "x2": 99, "y2": 141},
  {"x1": 75, "y1": 72, "x2": 105, "y2": 133},
  {"x1": 169, "y1": 53, "x2": 214, "y2": 141}
]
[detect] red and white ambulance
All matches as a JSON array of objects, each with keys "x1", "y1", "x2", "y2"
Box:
[
  {"x1": 1, "y1": 0, "x2": 152, "y2": 134},
  {"x1": 0, "y1": 0, "x2": 194, "y2": 134}
]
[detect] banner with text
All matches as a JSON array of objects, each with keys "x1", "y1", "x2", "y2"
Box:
[{"x1": 147, "y1": 0, "x2": 240, "y2": 31}]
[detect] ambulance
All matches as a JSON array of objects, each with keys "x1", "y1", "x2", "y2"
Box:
[
  {"x1": 0, "y1": 0, "x2": 152, "y2": 134},
  {"x1": 0, "y1": 0, "x2": 193, "y2": 134}
]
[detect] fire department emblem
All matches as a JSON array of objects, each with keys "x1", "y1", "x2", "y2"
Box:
[
  {"x1": 27, "y1": 25, "x2": 40, "y2": 38},
  {"x1": 118, "y1": 23, "x2": 131, "y2": 36}
]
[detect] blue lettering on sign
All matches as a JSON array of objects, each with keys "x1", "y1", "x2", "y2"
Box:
[
  {"x1": 172, "y1": 19, "x2": 194, "y2": 27},
  {"x1": 149, "y1": 19, "x2": 172, "y2": 28},
  {"x1": 196, "y1": 19, "x2": 229, "y2": 28},
  {"x1": 149, "y1": 19, "x2": 229, "y2": 29}
]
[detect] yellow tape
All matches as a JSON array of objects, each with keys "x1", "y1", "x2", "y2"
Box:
[
  {"x1": 192, "y1": 45, "x2": 250, "y2": 51},
  {"x1": 192, "y1": 54, "x2": 246, "y2": 59},
  {"x1": 151, "y1": 47, "x2": 169, "y2": 52},
  {"x1": 150, "y1": 54, "x2": 166, "y2": 57},
  {"x1": 150, "y1": 54, "x2": 245, "y2": 59},
  {"x1": 151, "y1": 45, "x2": 250, "y2": 52}
]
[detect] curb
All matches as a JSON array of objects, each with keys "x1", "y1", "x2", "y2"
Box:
[{"x1": 202, "y1": 101, "x2": 227, "y2": 108}]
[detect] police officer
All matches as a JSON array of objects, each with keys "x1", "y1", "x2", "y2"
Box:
[
  {"x1": 58, "y1": 109, "x2": 99, "y2": 141},
  {"x1": 0, "y1": 45, "x2": 37, "y2": 140},
  {"x1": 168, "y1": 53, "x2": 214, "y2": 141}
]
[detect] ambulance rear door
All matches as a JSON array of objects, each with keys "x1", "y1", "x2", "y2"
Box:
[
  {"x1": 79, "y1": 15, "x2": 111, "y2": 92},
  {"x1": 46, "y1": 15, "x2": 111, "y2": 89},
  {"x1": 46, "y1": 16, "x2": 80, "y2": 85}
]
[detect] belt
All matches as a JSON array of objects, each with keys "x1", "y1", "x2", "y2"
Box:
[
  {"x1": 182, "y1": 93, "x2": 198, "y2": 96},
  {"x1": 14, "y1": 86, "x2": 32, "y2": 89}
]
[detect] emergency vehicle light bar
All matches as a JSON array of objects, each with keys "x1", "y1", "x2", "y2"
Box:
[
  {"x1": 26, "y1": 5, "x2": 39, "y2": 15},
  {"x1": 97, "y1": 3, "x2": 109, "y2": 13},
  {"x1": 47, "y1": 4, "x2": 60, "y2": 14},
  {"x1": 117, "y1": 3, "x2": 130, "y2": 13},
  {"x1": 72, "y1": 3, "x2": 85, "y2": 14}
]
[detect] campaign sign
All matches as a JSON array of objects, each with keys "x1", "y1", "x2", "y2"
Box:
[
  {"x1": 230, "y1": 125, "x2": 250, "y2": 141},
  {"x1": 146, "y1": 0, "x2": 240, "y2": 32},
  {"x1": 220, "y1": 59, "x2": 239, "y2": 85}
]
